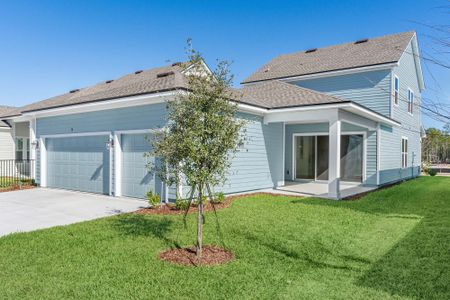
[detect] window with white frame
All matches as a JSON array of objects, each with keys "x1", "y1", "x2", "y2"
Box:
[
  {"x1": 15, "y1": 137, "x2": 30, "y2": 161},
  {"x1": 393, "y1": 76, "x2": 399, "y2": 105},
  {"x1": 407, "y1": 88, "x2": 414, "y2": 114},
  {"x1": 401, "y1": 137, "x2": 408, "y2": 168}
]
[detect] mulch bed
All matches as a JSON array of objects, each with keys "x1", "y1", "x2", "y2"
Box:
[
  {"x1": 133, "y1": 192, "x2": 303, "y2": 215},
  {"x1": 159, "y1": 245, "x2": 234, "y2": 266},
  {"x1": 0, "y1": 185, "x2": 36, "y2": 193}
]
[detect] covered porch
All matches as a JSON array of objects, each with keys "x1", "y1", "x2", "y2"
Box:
[{"x1": 264, "y1": 103, "x2": 399, "y2": 199}]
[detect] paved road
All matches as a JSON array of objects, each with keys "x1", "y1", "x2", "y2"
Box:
[{"x1": 0, "y1": 188, "x2": 146, "y2": 237}]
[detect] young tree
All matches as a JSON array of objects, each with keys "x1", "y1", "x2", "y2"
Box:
[{"x1": 150, "y1": 42, "x2": 245, "y2": 257}]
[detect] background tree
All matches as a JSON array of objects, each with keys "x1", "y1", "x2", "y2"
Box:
[
  {"x1": 150, "y1": 42, "x2": 245, "y2": 258},
  {"x1": 422, "y1": 127, "x2": 450, "y2": 163}
]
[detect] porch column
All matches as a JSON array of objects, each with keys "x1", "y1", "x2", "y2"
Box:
[{"x1": 328, "y1": 118, "x2": 341, "y2": 199}]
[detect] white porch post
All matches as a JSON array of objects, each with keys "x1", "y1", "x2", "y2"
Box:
[{"x1": 328, "y1": 117, "x2": 341, "y2": 199}]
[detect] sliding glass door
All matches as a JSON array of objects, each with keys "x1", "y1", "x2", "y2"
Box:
[
  {"x1": 295, "y1": 136, "x2": 315, "y2": 179},
  {"x1": 294, "y1": 134, "x2": 363, "y2": 182}
]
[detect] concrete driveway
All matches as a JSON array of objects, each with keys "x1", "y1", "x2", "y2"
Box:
[{"x1": 0, "y1": 188, "x2": 146, "y2": 237}]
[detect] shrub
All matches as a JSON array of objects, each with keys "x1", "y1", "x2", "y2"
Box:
[
  {"x1": 146, "y1": 191, "x2": 161, "y2": 207},
  {"x1": 428, "y1": 168, "x2": 438, "y2": 176},
  {"x1": 175, "y1": 198, "x2": 190, "y2": 210},
  {"x1": 212, "y1": 192, "x2": 225, "y2": 204}
]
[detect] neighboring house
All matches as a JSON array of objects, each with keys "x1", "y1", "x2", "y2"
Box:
[
  {"x1": 0, "y1": 106, "x2": 15, "y2": 160},
  {"x1": 0, "y1": 31, "x2": 424, "y2": 199}
]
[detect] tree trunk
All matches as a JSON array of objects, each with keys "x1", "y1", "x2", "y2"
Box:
[{"x1": 196, "y1": 186, "x2": 203, "y2": 258}]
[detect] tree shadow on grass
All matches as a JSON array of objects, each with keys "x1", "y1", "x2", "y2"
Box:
[
  {"x1": 289, "y1": 177, "x2": 450, "y2": 299},
  {"x1": 112, "y1": 214, "x2": 182, "y2": 249},
  {"x1": 237, "y1": 229, "x2": 368, "y2": 272}
]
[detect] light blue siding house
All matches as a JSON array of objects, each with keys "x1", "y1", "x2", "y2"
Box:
[{"x1": 0, "y1": 31, "x2": 424, "y2": 200}]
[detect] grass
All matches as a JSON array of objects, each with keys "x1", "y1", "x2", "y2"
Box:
[{"x1": 0, "y1": 176, "x2": 449, "y2": 299}]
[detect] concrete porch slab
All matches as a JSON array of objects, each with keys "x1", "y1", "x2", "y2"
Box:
[{"x1": 275, "y1": 180, "x2": 376, "y2": 199}]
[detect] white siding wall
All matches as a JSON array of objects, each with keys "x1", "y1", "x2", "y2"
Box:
[{"x1": 0, "y1": 128, "x2": 14, "y2": 160}]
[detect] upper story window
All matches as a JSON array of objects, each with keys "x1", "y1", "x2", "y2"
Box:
[
  {"x1": 393, "y1": 76, "x2": 399, "y2": 106},
  {"x1": 401, "y1": 137, "x2": 408, "y2": 168},
  {"x1": 407, "y1": 88, "x2": 414, "y2": 114}
]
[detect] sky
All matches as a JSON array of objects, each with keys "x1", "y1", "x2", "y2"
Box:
[{"x1": 0, "y1": 0, "x2": 449, "y2": 128}]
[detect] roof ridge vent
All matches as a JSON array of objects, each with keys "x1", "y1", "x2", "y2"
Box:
[
  {"x1": 134, "y1": 70, "x2": 143, "y2": 74},
  {"x1": 69, "y1": 89, "x2": 79, "y2": 93},
  {"x1": 355, "y1": 38, "x2": 369, "y2": 44},
  {"x1": 156, "y1": 71, "x2": 175, "y2": 78},
  {"x1": 105, "y1": 80, "x2": 114, "y2": 84},
  {"x1": 305, "y1": 48, "x2": 317, "y2": 53}
]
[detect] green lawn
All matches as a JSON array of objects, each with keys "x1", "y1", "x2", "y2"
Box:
[{"x1": 0, "y1": 177, "x2": 449, "y2": 299}]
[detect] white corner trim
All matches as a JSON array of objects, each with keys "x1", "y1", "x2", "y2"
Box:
[
  {"x1": 376, "y1": 124, "x2": 381, "y2": 185},
  {"x1": 113, "y1": 132, "x2": 122, "y2": 197},
  {"x1": 39, "y1": 137, "x2": 47, "y2": 187}
]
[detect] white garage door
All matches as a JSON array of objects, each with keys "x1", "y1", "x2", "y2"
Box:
[
  {"x1": 121, "y1": 133, "x2": 162, "y2": 199},
  {"x1": 46, "y1": 135, "x2": 110, "y2": 194}
]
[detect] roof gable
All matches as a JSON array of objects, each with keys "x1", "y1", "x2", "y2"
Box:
[{"x1": 242, "y1": 31, "x2": 416, "y2": 84}]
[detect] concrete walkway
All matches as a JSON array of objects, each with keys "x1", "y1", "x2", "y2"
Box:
[{"x1": 0, "y1": 188, "x2": 146, "y2": 237}]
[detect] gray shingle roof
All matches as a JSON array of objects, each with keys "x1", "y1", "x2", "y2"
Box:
[
  {"x1": 242, "y1": 31, "x2": 415, "y2": 84},
  {"x1": 235, "y1": 80, "x2": 346, "y2": 109},
  {"x1": 0, "y1": 64, "x2": 189, "y2": 118},
  {"x1": 0, "y1": 106, "x2": 19, "y2": 121}
]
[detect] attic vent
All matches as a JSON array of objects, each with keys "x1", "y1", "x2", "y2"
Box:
[
  {"x1": 69, "y1": 89, "x2": 79, "y2": 93},
  {"x1": 355, "y1": 38, "x2": 369, "y2": 44},
  {"x1": 105, "y1": 80, "x2": 114, "y2": 84},
  {"x1": 264, "y1": 68, "x2": 270, "y2": 73},
  {"x1": 134, "y1": 70, "x2": 143, "y2": 74},
  {"x1": 171, "y1": 62, "x2": 182, "y2": 67},
  {"x1": 157, "y1": 71, "x2": 175, "y2": 78},
  {"x1": 305, "y1": 48, "x2": 317, "y2": 53}
]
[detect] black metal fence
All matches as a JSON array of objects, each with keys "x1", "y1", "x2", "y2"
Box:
[{"x1": 0, "y1": 159, "x2": 35, "y2": 189}]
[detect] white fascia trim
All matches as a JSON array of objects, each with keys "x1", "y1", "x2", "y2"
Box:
[
  {"x1": 243, "y1": 63, "x2": 399, "y2": 86},
  {"x1": 343, "y1": 103, "x2": 400, "y2": 127},
  {"x1": 236, "y1": 103, "x2": 267, "y2": 115},
  {"x1": 240, "y1": 101, "x2": 400, "y2": 128},
  {"x1": 21, "y1": 91, "x2": 177, "y2": 118}
]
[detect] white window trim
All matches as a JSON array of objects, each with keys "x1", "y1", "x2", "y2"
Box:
[
  {"x1": 401, "y1": 136, "x2": 408, "y2": 169},
  {"x1": 407, "y1": 88, "x2": 414, "y2": 116},
  {"x1": 393, "y1": 75, "x2": 400, "y2": 107}
]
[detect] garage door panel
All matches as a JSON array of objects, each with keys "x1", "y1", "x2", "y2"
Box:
[
  {"x1": 121, "y1": 133, "x2": 161, "y2": 199},
  {"x1": 46, "y1": 135, "x2": 110, "y2": 195}
]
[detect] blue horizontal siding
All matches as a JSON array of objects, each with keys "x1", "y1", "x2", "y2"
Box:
[
  {"x1": 380, "y1": 39, "x2": 422, "y2": 185},
  {"x1": 292, "y1": 70, "x2": 392, "y2": 116},
  {"x1": 36, "y1": 105, "x2": 284, "y2": 198}
]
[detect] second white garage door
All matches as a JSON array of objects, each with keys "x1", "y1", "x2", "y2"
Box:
[{"x1": 121, "y1": 133, "x2": 162, "y2": 199}]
